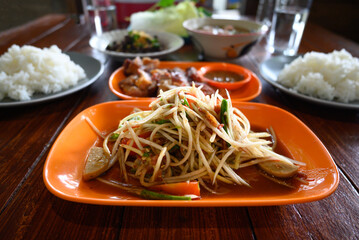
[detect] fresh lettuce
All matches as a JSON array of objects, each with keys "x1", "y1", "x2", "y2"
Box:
[{"x1": 129, "y1": 1, "x2": 205, "y2": 37}]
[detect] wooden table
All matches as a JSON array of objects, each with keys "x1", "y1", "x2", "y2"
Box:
[{"x1": 0, "y1": 14, "x2": 358, "y2": 240}]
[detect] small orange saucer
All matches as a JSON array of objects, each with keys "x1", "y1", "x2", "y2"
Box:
[{"x1": 198, "y1": 63, "x2": 252, "y2": 90}]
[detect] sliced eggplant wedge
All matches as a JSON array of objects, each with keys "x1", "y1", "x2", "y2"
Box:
[
  {"x1": 258, "y1": 160, "x2": 299, "y2": 178},
  {"x1": 83, "y1": 147, "x2": 109, "y2": 181},
  {"x1": 258, "y1": 169, "x2": 296, "y2": 189}
]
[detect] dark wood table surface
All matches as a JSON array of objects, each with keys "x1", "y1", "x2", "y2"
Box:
[{"x1": 0, "y1": 14, "x2": 358, "y2": 240}]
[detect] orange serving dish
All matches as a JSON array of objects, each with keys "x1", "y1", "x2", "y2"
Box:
[
  {"x1": 109, "y1": 61, "x2": 262, "y2": 101},
  {"x1": 43, "y1": 100, "x2": 339, "y2": 207}
]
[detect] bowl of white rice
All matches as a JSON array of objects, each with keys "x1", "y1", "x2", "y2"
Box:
[
  {"x1": 0, "y1": 45, "x2": 87, "y2": 102},
  {"x1": 260, "y1": 49, "x2": 359, "y2": 109},
  {"x1": 277, "y1": 49, "x2": 359, "y2": 103}
]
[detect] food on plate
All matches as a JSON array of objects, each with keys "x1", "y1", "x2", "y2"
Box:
[
  {"x1": 106, "y1": 30, "x2": 161, "y2": 53},
  {"x1": 83, "y1": 147, "x2": 109, "y2": 181},
  {"x1": 83, "y1": 85, "x2": 307, "y2": 200},
  {"x1": 198, "y1": 25, "x2": 250, "y2": 35},
  {"x1": 258, "y1": 160, "x2": 298, "y2": 178},
  {"x1": 0, "y1": 45, "x2": 86, "y2": 101},
  {"x1": 118, "y1": 57, "x2": 215, "y2": 97},
  {"x1": 129, "y1": 0, "x2": 207, "y2": 37},
  {"x1": 277, "y1": 49, "x2": 359, "y2": 103},
  {"x1": 183, "y1": 18, "x2": 266, "y2": 59}
]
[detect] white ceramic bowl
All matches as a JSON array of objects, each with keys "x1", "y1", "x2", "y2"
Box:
[
  {"x1": 89, "y1": 29, "x2": 184, "y2": 60},
  {"x1": 183, "y1": 18, "x2": 267, "y2": 60}
]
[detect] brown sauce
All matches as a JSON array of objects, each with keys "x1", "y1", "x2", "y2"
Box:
[{"x1": 204, "y1": 70, "x2": 244, "y2": 83}]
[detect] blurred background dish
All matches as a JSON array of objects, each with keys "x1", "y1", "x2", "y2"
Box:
[
  {"x1": 0, "y1": 52, "x2": 103, "y2": 107},
  {"x1": 259, "y1": 55, "x2": 359, "y2": 109},
  {"x1": 108, "y1": 61, "x2": 262, "y2": 101},
  {"x1": 183, "y1": 17, "x2": 268, "y2": 60},
  {"x1": 128, "y1": 0, "x2": 207, "y2": 37},
  {"x1": 89, "y1": 29, "x2": 184, "y2": 60}
]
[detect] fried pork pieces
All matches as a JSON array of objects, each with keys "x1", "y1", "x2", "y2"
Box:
[{"x1": 119, "y1": 57, "x2": 215, "y2": 97}]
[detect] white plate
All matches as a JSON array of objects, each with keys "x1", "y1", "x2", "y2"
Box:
[
  {"x1": 0, "y1": 52, "x2": 104, "y2": 108},
  {"x1": 89, "y1": 29, "x2": 184, "y2": 60},
  {"x1": 259, "y1": 55, "x2": 359, "y2": 110}
]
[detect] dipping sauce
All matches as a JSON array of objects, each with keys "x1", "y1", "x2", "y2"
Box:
[{"x1": 204, "y1": 70, "x2": 245, "y2": 83}]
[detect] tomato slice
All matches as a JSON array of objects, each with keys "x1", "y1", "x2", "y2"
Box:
[
  {"x1": 138, "y1": 131, "x2": 151, "y2": 139},
  {"x1": 121, "y1": 131, "x2": 152, "y2": 156},
  {"x1": 150, "y1": 181, "x2": 200, "y2": 196}
]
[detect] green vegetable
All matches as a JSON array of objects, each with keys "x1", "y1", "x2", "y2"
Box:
[
  {"x1": 220, "y1": 99, "x2": 229, "y2": 132},
  {"x1": 152, "y1": 41, "x2": 160, "y2": 48},
  {"x1": 156, "y1": 0, "x2": 175, "y2": 8},
  {"x1": 182, "y1": 98, "x2": 190, "y2": 107},
  {"x1": 132, "y1": 33, "x2": 140, "y2": 41},
  {"x1": 128, "y1": 116, "x2": 142, "y2": 121},
  {"x1": 109, "y1": 133, "x2": 119, "y2": 141},
  {"x1": 197, "y1": 6, "x2": 212, "y2": 17},
  {"x1": 129, "y1": 0, "x2": 206, "y2": 37},
  {"x1": 140, "y1": 189, "x2": 192, "y2": 200},
  {"x1": 153, "y1": 119, "x2": 170, "y2": 124}
]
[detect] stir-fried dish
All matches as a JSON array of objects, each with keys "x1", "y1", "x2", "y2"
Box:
[
  {"x1": 106, "y1": 30, "x2": 161, "y2": 53},
  {"x1": 119, "y1": 57, "x2": 215, "y2": 97},
  {"x1": 83, "y1": 85, "x2": 307, "y2": 200}
]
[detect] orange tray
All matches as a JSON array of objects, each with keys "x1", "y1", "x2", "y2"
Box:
[
  {"x1": 109, "y1": 61, "x2": 262, "y2": 101},
  {"x1": 43, "y1": 100, "x2": 339, "y2": 207}
]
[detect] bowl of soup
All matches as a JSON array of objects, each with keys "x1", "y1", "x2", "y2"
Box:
[
  {"x1": 183, "y1": 18, "x2": 267, "y2": 60},
  {"x1": 198, "y1": 63, "x2": 252, "y2": 90}
]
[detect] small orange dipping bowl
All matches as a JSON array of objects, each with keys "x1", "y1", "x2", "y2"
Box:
[{"x1": 198, "y1": 63, "x2": 252, "y2": 90}]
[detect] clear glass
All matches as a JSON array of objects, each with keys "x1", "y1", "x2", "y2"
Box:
[
  {"x1": 82, "y1": 0, "x2": 118, "y2": 35},
  {"x1": 256, "y1": 0, "x2": 275, "y2": 27},
  {"x1": 267, "y1": 0, "x2": 312, "y2": 56}
]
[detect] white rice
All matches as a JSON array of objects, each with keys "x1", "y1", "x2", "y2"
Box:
[
  {"x1": 0, "y1": 45, "x2": 86, "y2": 101},
  {"x1": 277, "y1": 49, "x2": 359, "y2": 103}
]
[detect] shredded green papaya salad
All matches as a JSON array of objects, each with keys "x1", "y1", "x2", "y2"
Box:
[{"x1": 83, "y1": 84, "x2": 306, "y2": 200}]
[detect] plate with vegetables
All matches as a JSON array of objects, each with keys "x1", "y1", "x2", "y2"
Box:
[
  {"x1": 43, "y1": 86, "x2": 339, "y2": 206},
  {"x1": 89, "y1": 29, "x2": 184, "y2": 60}
]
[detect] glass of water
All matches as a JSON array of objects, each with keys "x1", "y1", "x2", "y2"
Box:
[
  {"x1": 267, "y1": 0, "x2": 312, "y2": 56},
  {"x1": 82, "y1": 0, "x2": 118, "y2": 35},
  {"x1": 256, "y1": 0, "x2": 275, "y2": 27}
]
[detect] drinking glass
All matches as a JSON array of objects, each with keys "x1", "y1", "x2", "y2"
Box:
[
  {"x1": 82, "y1": 0, "x2": 118, "y2": 35},
  {"x1": 267, "y1": 0, "x2": 312, "y2": 56},
  {"x1": 256, "y1": 0, "x2": 275, "y2": 27}
]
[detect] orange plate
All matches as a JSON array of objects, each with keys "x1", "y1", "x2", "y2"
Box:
[
  {"x1": 108, "y1": 61, "x2": 262, "y2": 101},
  {"x1": 43, "y1": 100, "x2": 339, "y2": 207}
]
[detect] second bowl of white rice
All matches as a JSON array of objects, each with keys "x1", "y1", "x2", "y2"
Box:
[{"x1": 277, "y1": 49, "x2": 359, "y2": 103}]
